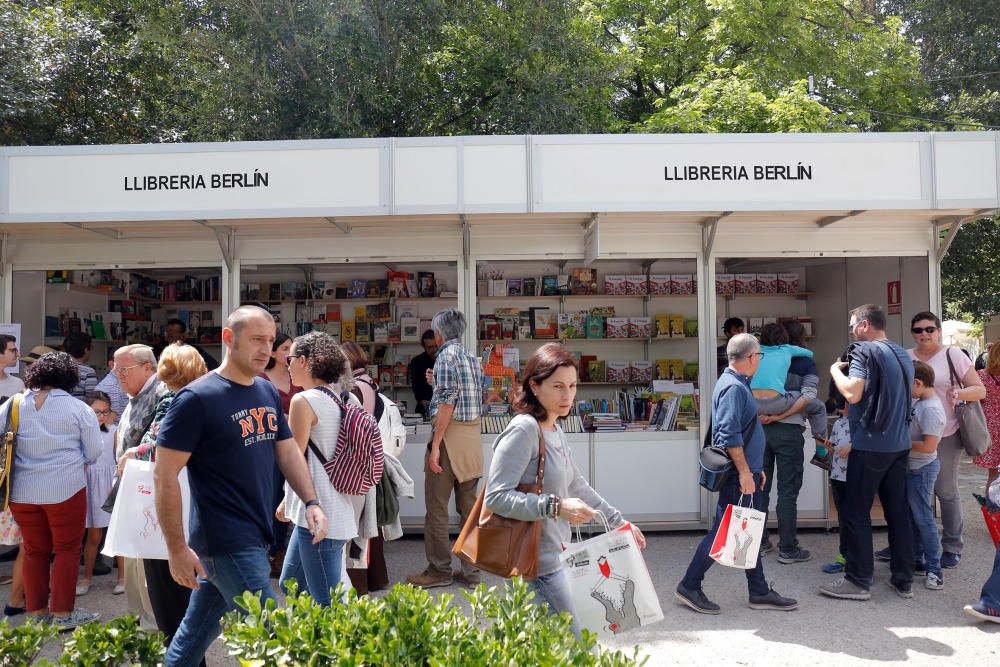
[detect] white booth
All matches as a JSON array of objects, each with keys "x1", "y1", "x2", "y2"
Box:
[{"x1": 1, "y1": 132, "x2": 997, "y2": 530}]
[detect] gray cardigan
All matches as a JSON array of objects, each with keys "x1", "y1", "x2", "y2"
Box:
[{"x1": 483, "y1": 414, "x2": 624, "y2": 577}]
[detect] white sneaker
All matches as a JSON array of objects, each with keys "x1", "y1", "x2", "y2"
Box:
[
  {"x1": 925, "y1": 572, "x2": 943, "y2": 590},
  {"x1": 75, "y1": 582, "x2": 90, "y2": 596},
  {"x1": 112, "y1": 583, "x2": 126, "y2": 595},
  {"x1": 52, "y1": 609, "x2": 100, "y2": 631}
]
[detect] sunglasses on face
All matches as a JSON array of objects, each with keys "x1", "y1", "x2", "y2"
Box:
[{"x1": 911, "y1": 326, "x2": 938, "y2": 335}]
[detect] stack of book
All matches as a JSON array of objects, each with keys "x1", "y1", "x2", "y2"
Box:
[
  {"x1": 648, "y1": 397, "x2": 682, "y2": 431},
  {"x1": 584, "y1": 413, "x2": 625, "y2": 432},
  {"x1": 482, "y1": 403, "x2": 513, "y2": 434}
]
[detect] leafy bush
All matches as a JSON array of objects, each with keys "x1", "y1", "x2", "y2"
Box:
[
  {"x1": 223, "y1": 578, "x2": 645, "y2": 666},
  {"x1": 57, "y1": 614, "x2": 165, "y2": 666},
  {"x1": 0, "y1": 617, "x2": 59, "y2": 667}
]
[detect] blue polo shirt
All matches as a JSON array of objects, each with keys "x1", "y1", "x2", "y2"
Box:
[{"x1": 712, "y1": 368, "x2": 766, "y2": 472}]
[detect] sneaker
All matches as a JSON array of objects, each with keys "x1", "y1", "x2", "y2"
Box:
[
  {"x1": 452, "y1": 570, "x2": 481, "y2": 589},
  {"x1": 874, "y1": 547, "x2": 891, "y2": 562},
  {"x1": 925, "y1": 572, "x2": 943, "y2": 590},
  {"x1": 75, "y1": 581, "x2": 90, "y2": 596},
  {"x1": 52, "y1": 609, "x2": 100, "y2": 632},
  {"x1": 760, "y1": 539, "x2": 775, "y2": 555},
  {"x1": 914, "y1": 561, "x2": 928, "y2": 576},
  {"x1": 819, "y1": 577, "x2": 871, "y2": 600},
  {"x1": 674, "y1": 582, "x2": 721, "y2": 615},
  {"x1": 941, "y1": 552, "x2": 961, "y2": 569},
  {"x1": 809, "y1": 449, "x2": 833, "y2": 471},
  {"x1": 405, "y1": 571, "x2": 453, "y2": 589},
  {"x1": 112, "y1": 583, "x2": 126, "y2": 595},
  {"x1": 749, "y1": 585, "x2": 798, "y2": 611},
  {"x1": 821, "y1": 560, "x2": 845, "y2": 574},
  {"x1": 964, "y1": 601, "x2": 1000, "y2": 624},
  {"x1": 887, "y1": 581, "x2": 914, "y2": 599},
  {"x1": 777, "y1": 548, "x2": 812, "y2": 564}
]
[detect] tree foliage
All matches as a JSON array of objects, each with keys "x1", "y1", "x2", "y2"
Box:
[{"x1": 942, "y1": 218, "x2": 1000, "y2": 323}]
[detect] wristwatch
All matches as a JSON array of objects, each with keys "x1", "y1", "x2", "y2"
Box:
[{"x1": 304, "y1": 499, "x2": 322, "y2": 509}]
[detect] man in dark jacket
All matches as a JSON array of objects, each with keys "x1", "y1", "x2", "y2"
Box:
[{"x1": 821, "y1": 304, "x2": 915, "y2": 602}]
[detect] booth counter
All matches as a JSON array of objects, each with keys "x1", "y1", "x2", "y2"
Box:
[{"x1": 1, "y1": 132, "x2": 997, "y2": 530}]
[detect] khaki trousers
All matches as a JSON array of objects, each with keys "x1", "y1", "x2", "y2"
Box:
[
  {"x1": 124, "y1": 557, "x2": 156, "y2": 626},
  {"x1": 424, "y1": 442, "x2": 480, "y2": 579}
]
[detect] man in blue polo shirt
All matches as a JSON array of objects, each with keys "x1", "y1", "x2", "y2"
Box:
[
  {"x1": 821, "y1": 303, "x2": 915, "y2": 601},
  {"x1": 676, "y1": 333, "x2": 798, "y2": 614},
  {"x1": 154, "y1": 306, "x2": 329, "y2": 666}
]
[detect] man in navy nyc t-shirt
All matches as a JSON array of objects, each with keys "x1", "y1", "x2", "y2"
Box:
[{"x1": 154, "y1": 306, "x2": 329, "y2": 667}]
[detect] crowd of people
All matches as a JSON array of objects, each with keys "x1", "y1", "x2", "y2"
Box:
[{"x1": 1, "y1": 302, "x2": 999, "y2": 664}]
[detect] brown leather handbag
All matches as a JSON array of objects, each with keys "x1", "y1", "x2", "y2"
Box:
[{"x1": 452, "y1": 423, "x2": 545, "y2": 579}]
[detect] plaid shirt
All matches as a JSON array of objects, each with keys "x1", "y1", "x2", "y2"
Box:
[{"x1": 429, "y1": 339, "x2": 484, "y2": 422}]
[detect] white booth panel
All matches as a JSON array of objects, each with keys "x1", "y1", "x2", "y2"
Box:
[
  {"x1": 5, "y1": 143, "x2": 386, "y2": 221},
  {"x1": 933, "y1": 135, "x2": 999, "y2": 207},
  {"x1": 464, "y1": 143, "x2": 528, "y2": 210},
  {"x1": 394, "y1": 145, "x2": 459, "y2": 211},
  {"x1": 592, "y1": 432, "x2": 701, "y2": 523},
  {"x1": 7, "y1": 237, "x2": 223, "y2": 268},
  {"x1": 236, "y1": 229, "x2": 463, "y2": 263}
]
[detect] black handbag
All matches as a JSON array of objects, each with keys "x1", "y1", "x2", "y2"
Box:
[
  {"x1": 698, "y1": 421, "x2": 734, "y2": 492},
  {"x1": 101, "y1": 476, "x2": 121, "y2": 514}
]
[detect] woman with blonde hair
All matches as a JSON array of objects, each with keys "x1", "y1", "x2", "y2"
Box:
[{"x1": 117, "y1": 342, "x2": 208, "y2": 665}]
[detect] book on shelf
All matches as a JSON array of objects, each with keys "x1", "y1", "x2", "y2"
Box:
[
  {"x1": 625, "y1": 275, "x2": 648, "y2": 296},
  {"x1": 778, "y1": 273, "x2": 800, "y2": 293},
  {"x1": 579, "y1": 355, "x2": 597, "y2": 382},
  {"x1": 400, "y1": 318, "x2": 420, "y2": 342},
  {"x1": 631, "y1": 360, "x2": 654, "y2": 384},
  {"x1": 605, "y1": 317, "x2": 628, "y2": 339},
  {"x1": 417, "y1": 272, "x2": 436, "y2": 298},
  {"x1": 531, "y1": 307, "x2": 556, "y2": 339},
  {"x1": 571, "y1": 268, "x2": 598, "y2": 295},
  {"x1": 604, "y1": 274, "x2": 626, "y2": 296},
  {"x1": 648, "y1": 274, "x2": 671, "y2": 296},
  {"x1": 386, "y1": 321, "x2": 401, "y2": 342},
  {"x1": 683, "y1": 318, "x2": 698, "y2": 337},
  {"x1": 342, "y1": 320, "x2": 356, "y2": 342},
  {"x1": 490, "y1": 279, "x2": 506, "y2": 296},
  {"x1": 507, "y1": 278, "x2": 522, "y2": 296},
  {"x1": 350, "y1": 279, "x2": 367, "y2": 299},
  {"x1": 587, "y1": 360, "x2": 607, "y2": 383},
  {"x1": 540, "y1": 275, "x2": 559, "y2": 296},
  {"x1": 522, "y1": 277, "x2": 537, "y2": 297},
  {"x1": 310, "y1": 281, "x2": 325, "y2": 300},
  {"x1": 586, "y1": 316, "x2": 604, "y2": 339},
  {"x1": 628, "y1": 316, "x2": 651, "y2": 339},
  {"x1": 670, "y1": 274, "x2": 696, "y2": 295},
  {"x1": 556, "y1": 274, "x2": 571, "y2": 295},
  {"x1": 606, "y1": 361, "x2": 630, "y2": 383},
  {"x1": 715, "y1": 273, "x2": 735, "y2": 295},
  {"x1": 387, "y1": 272, "x2": 411, "y2": 297}
]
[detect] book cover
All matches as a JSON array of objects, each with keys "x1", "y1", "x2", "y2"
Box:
[
  {"x1": 715, "y1": 273, "x2": 735, "y2": 295},
  {"x1": 748, "y1": 317, "x2": 764, "y2": 335},
  {"x1": 670, "y1": 274, "x2": 696, "y2": 295},
  {"x1": 417, "y1": 272, "x2": 436, "y2": 297},
  {"x1": 532, "y1": 307, "x2": 556, "y2": 338},
  {"x1": 333, "y1": 282, "x2": 347, "y2": 299},
  {"x1": 628, "y1": 316, "x2": 651, "y2": 339},
  {"x1": 605, "y1": 317, "x2": 628, "y2": 338},
  {"x1": 648, "y1": 274, "x2": 671, "y2": 296},
  {"x1": 500, "y1": 319, "x2": 515, "y2": 340},
  {"x1": 586, "y1": 316, "x2": 605, "y2": 339},
  {"x1": 603, "y1": 275, "x2": 627, "y2": 296},
  {"x1": 631, "y1": 360, "x2": 654, "y2": 384},
  {"x1": 400, "y1": 318, "x2": 420, "y2": 342},
  {"x1": 477, "y1": 279, "x2": 489, "y2": 296},
  {"x1": 556, "y1": 274, "x2": 572, "y2": 295},
  {"x1": 366, "y1": 279, "x2": 388, "y2": 298},
  {"x1": 683, "y1": 319, "x2": 698, "y2": 337},
  {"x1": 541, "y1": 275, "x2": 559, "y2": 296},
  {"x1": 522, "y1": 277, "x2": 537, "y2": 297},
  {"x1": 356, "y1": 321, "x2": 371, "y2": 343},
  {"x1": 517, "y1": 324, "x2": 532, "y2": 340},
  {"x1": 325, "y1": 305, "x2": 341, "y2": 322},
  {"x1": 750, "y1": 274, "x2": 766, "y2": 294},
  {"x1": 46, "y1": 270, "x2": 70, "y2": 284},
  {"x1": 735, "y1": 274, "x2": 756, "y2": 294},
  {"x1": 350, "y1": 279, "x2": 367, "y2": 299},
  {"x1": 606, "y1": 361, "x2": 630, "y2": 383},
  {"x1": 386, "y1": 321, "x2": 401, "y2": 342},
  {"x1": 667, "y1": 314, "x2": 685, "y2": 338},
  {"x1": 778, "y1": 273, "x2": 800, "y2": 293},
  {"x1": 387, "y1": 271, "x2": 411, "y2": 297},
  {"x1": 684, "y1": 362, "x2": 700, "y2": 382},
  {"x1": 569, "y1": 313, "x2": 588, "y2": 339},
  {"x1": 655, "y1": 314, "x2": 672, "y2": 338},
  {"x1": 579, "y1": 355, "x2": 597, "y2": 382},
  {"x1": 483, "y1": 319, "x2": 501, "y2": 340},
  {"x1": 342, "y1": 320, "x2": 356, "y2": 342},
  {"x1": 588, "y1": 360, "x2": 607, "y2": 383},
  {"x1": 310, "y1": 281, "x2": 325, "y2": 300},
  {"x1": 557, "y1": 314, "x2": 571, "y2": 339},
  {"x1": 667, "y1": 358, "x2": 685, "y2": 380},
  {"x1": 625, "y1": 275, "x2": 648, "y2": 296},
  {"x1": 757, "y1": 273, "x2": 779, "y2": 294},
  {"x1": 327, "y1": 321, "x2": 342, "y2": 342},
  {"x1": 490, "y1": 279, "x2": 506, "y2": 296},
  {"x1": 655, "y1": 359, "x2": 672, "y2": 380},
  {"x1": 507, "y1": 278, "x2": 523, "y2": 296},
  {"x1": 571, "y1": 268, "x2": 597, "y2": 294}
]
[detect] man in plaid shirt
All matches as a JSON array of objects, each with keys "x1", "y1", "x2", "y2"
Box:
[{"x1": 407, "y1": 308, "x2": 485, "y2": 589}]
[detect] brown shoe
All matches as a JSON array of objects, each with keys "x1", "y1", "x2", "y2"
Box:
[
  {"x1": 406, "y1": 571, "x2": 453, "y2": 589},
  {"x1": 452, "y1": 571, "x2": 481, "y2": 588},
  {"x1": 269, "y1": 551, "x2": 285, "y2": 579}
]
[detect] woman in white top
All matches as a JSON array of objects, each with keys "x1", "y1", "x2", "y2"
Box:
[
  {"x1": 908, "y1": 311, "x2": 986, "y2": 569},
  {"x1": 277, "y1": 331, "x2": 364, "y2": 606}
]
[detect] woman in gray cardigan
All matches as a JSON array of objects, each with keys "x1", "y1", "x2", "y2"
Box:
[{"x1": 484, "y1": 343, "x2": 646, "y2": 640}]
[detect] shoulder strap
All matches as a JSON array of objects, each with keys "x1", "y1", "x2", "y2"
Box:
[
  {"x1": 373, "y1": 394, "x2": 386, "y2": 422},
  {"x1": 306, "y1": 438, "x2": 328, "y2": 464},
  {"x1": 10, "y1": 394, "x2": 20, "y2": 435},
  {"x1": 878, "y1": 340, "x2": 912, "y2": 417},
  {"x1": 533, "y1": 419, "x2": 546, "y2": 487},
  {"x1": 945, "y1": 348, "x2": 964, "y2": 388},
  {"x1": 313, "y1": 384, "x2": 344, "y2": 407}
]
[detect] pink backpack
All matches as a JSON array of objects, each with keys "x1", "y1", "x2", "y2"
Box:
[{"x1": 308, "y1": 386, "x2": 384, "y2": 495}]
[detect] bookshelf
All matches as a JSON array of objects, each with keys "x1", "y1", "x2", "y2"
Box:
[{"x1": 476, "y1": 258, "x2": 702, "y2": 434}]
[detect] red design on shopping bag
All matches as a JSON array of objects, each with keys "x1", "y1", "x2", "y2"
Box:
[{"x1": 709, "y1": 498, "x2": 765, "y2": 570}]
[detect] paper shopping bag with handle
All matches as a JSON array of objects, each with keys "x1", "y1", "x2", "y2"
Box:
[
  {"x1": 103, "y1": 459, "x2": 190, "y2": 560},
  {"x1": 559, "y1": 518, "x2": 663, "y2": 639},
  {"x1": 709, "y1": 496, "x2": 765, "y2": 570}
]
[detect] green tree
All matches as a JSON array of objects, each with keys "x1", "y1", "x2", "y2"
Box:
[
  {"x1": 941, "y1": 218, "x2": 1000, "y2": 323},
  {"x1": 584, "y1": 0, "x2": 928, "y2": 132}
]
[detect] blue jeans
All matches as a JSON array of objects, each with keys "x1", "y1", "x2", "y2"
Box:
[
  {"x1": 164, "y1": 545, "x2": 274, "y2": 667},
  {"x1": 980, "y1": 543, "x2": 1000, "y2": 609},
  {"x1": 527, "y1": 569, "x2": 583, "y2": 642},
  {"x1": 279, "y1": 525, "x2": 347, "y2": 607},
  {"x1": 907, "y1": 458, "x2": 942, "y2": 576},
  {"x1": 681, "y1": 472, "x2": 769, "y2": 597}
]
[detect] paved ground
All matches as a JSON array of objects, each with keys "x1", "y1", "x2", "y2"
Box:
[{"x1": 4, "y1": 460, "x2": 999, "y2": 665}]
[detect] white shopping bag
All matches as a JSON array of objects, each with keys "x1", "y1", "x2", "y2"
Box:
[
  {"x1": 102, "y1": 459, "x2": 190, "y2": 560},
  {"x1": 559, "y1": 520, "x2": 663, "y2": 638},
  {"x1": 708, "y1": 495, "x2": 765, "y2": 570}
]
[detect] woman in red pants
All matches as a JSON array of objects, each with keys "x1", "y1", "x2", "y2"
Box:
[{"x1": 7, "y1": 352, "x2": 103, "y2": 630}]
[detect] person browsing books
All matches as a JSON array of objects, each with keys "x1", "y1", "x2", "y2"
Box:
[{"x1": 409, "y1": 330, "x2": 438, "y2": 417}]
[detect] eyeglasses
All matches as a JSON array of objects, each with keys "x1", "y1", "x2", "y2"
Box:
[
  {"x1": 750, "y1": 352, "x2": 766, "y2": 359},
  {"x1": 113, "y1": 363, "x2": 143, "y2": 376},
  {"x1": 285, "y1": 354, "x2": 301, "y2": 365},
  {"x1": 911, "y1": 326, "x2": 938, "y2": 335},
  {"x1": 92, "y1": 409, "x2": 111, "y2": 416}
]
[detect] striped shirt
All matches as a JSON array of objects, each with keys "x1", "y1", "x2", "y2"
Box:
[
  {"x1": 429, "y1": 339, "x2": 484, "y2": 422},
  {"x1": 9, "y1": 389, "x2": 104, "y2": 504},
  {"x1": 71, "y1": 362, "x2": 99, "y2": 399}
]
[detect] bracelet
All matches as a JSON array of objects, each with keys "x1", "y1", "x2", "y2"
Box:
[
  {"x1": 551, "y1": 496, "x2": 562, "y2": 519},
  {"x1": 304, "y1": 499, "x2": 321, "y2": 509}
]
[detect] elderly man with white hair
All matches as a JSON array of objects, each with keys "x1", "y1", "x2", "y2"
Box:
[
  {"x1": 406, "y1": 308, "x2": 485, "y2": 589},
  {"x1": 676, "y1": 333, "x2": 798, "y2": 615}
]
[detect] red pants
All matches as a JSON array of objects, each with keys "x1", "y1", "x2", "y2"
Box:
[{"x1": 10, "y1": 488, "x2": 87, "y2": 613}]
